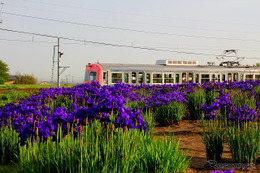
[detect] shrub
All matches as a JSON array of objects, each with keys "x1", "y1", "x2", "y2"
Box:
[
  {"x1": 187, "y1": 88, "x2": 206, "y2": 120},
  {"x1": 154, "y1": 101, "x2": 186, "y2": 125},
  {"x1": 0, "y1": 126, "x2": 19, "y2": 165},
  {"x1": 228, "y1": 122, "x2": 260, "y2": 163},
  {"x1": 202, "y1": 120, "x2": 226, "y2": 162},
  {"x1": 15, "y1": 74, "x2": 37, "y2": 84}
]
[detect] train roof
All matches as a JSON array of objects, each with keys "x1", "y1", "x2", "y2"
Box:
[{"x1": 99, "y1": 63, "x2": 260, "y2": 73}]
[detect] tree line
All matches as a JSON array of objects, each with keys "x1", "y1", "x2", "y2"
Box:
[{"x1": 0, "y1": 60, "x2": 37, "y2": 84}]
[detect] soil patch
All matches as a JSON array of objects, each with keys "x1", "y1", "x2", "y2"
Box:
[{"x1": 154, "y1": 120, "x2": 260, "y2": 173}]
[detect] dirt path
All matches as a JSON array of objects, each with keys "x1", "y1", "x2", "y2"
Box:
[{"x1": 154, "y1": 120, "x2": 260, "y2": 173}]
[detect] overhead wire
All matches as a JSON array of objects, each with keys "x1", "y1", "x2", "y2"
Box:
[
  {"x1": 0, "y1": 27, "x2": 259, "y2": 60},
  {"x1": 1, "y1": 5, "x2": 257, "y2": 34},
  {"x1": 6, "y1": 0, "x2": 260, "y2": 27},
  {"x1": 2, "y1": 11, "x2": 260, "y2": 43}
]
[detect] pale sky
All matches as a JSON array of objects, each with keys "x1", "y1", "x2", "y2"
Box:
[{"x1": 0, "y1": 0, "x2": 260, "y2": 83}]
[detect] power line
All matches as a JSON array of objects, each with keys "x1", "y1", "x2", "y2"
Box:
[
  {"x1": 0, "y1": 27, "x2": 220, "y2": 56},
  {"x1": 1, "y1": 27, "x2": 259, "y2": 60},
  {"x1": 6, "y1": 0, "x2": 260, "y2": 27},
  {"x1": 2, "y1": 5, "x2": 257, "y2": 35},
  {"x1": 2, "y1": 11, "x2": 260, "y2": 43},
  {"x1": 1, "y1": 37, "x2": 259, "y2": 52}
]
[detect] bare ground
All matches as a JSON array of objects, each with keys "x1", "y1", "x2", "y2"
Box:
[{"x1": 154, "y1": 120, "x2": 260, "y2": 173}]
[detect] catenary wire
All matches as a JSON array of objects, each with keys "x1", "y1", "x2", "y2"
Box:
[
  {"x1": 2, "y1": 12, "x2": 260, "y2": 43},
  {"x1": 0, "y1": 27, "x2": 259, "y2": 60}
]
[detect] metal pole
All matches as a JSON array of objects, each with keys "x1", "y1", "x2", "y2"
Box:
[
  {"x1": 51, "y1": 45, "x2": 57, "y2": 83},
  {"x1": 57, "y1": 38, "x2": 60, "y2": 87}
]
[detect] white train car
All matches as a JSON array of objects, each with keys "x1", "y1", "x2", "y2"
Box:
[{"x1": 84, "y1": 60, "x2": 260, "y2": 85}]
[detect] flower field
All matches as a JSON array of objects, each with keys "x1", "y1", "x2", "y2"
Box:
[{"x1": 0, "y1": 81, "x2": 259, "y2": 173}]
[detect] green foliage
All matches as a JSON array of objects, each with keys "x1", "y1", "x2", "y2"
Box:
[
  {"x1": 0, "y1": 126, "x2": 20, "y2": 165},
  {"x1": 137, "y1": 136, "x2": 190, "y2": 173},
  {"x1": 14, "y1": 120, "x2": 189, "y2": 173},
  {"x1": 154, "y1": 102, "x2": 186, "y2": 125},
  {"x1": 255, "y1": 86, "x2": 260, "y2": 100},
  {"x1": 205, "y1": 89, "x2": 218, "y2": 106},
  {"x1": 0, "y1": 91, "x2": 30, "y2": 108},
  {"x1": 228, "y1": 122, "x2": 260, "y2": 163},
  {"x1": 15, "y1": 74, "x2": 37, "y2": 84},
  {"x1": 201, "y1": 120, "x2": 226, "y2": 162},
  {"x1": 230, "y1": 90, "x2": 256, "y2": 109},
  {"x1": 187, "y1": 88, "x2": 206, "y2": 120},
  {"x1": 0, "y1": 60, "x2": 10, "y2": 84}
]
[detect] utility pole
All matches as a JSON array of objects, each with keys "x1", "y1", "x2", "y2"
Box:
[
  {"x1": 57, "y1": 38, "x2": 61, "y2": 87},
  {"x1": 51, "y1": 45, "x2": 57, "y2": 83},
  {"x1": 57, "y1": 38, "x2": 69, "y2": 87}
]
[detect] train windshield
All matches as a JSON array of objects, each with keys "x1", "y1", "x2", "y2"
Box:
[{"x1": 85, "y1": 71, "x2": 97, "y2": 81}]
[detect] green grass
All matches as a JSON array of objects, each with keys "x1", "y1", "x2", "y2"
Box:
[
  {"x1": 0, "y1": 165, "x2": 18, "y2": 173},
  {"x1": 0, "y1": 91, "x2": 30, "y2": 108},
  {"x1": 0, "y1": 84, "x2": 74, "y2": 89}
]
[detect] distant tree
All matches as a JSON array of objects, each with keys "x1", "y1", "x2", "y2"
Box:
[
  {"x1": 0, "y1": 60, "x2": 10, "y2": 84},
  {"x1": 15, "y1": 73, "x2": 37, "y2": 84},
  {"x1": 256, "y1": 63, "x2": 260, "y2": 67}
]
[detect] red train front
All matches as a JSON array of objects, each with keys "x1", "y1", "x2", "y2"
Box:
[{"x1": 84, "y1": 63, "x2": 103, "y2": 84}]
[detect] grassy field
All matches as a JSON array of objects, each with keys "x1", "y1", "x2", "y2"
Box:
[{"x1": 0, "y1": 84, "x2": 74, "y2": 89}]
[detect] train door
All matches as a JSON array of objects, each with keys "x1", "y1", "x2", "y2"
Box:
[
  {"x1": 175, "y1": 73, "x2": 180, "y2": 84},
  {"x1": 131, "y1": 72, "x2": 137, "y2": 84},
  {"x1": 85, "y1": 63, "x2": 103, "y2": 84},
  {"x1": 103, "y1": 71, "x2": 108, "y2": 84},
  {"x1": 227, "y1": 73, "x2": 232, "y2": 82},
  {"x1": 233, "y1": 73, "x2": 238, "y2": 82},
  {"x1": 221, "y1": 74, "x2": 226, "y2": 82},
  {"x1": 124, "y1": 73, "x2": 129, "y2": 83},
  {"x1": 188, "y1": 73, "x2": 193, "y2": 83},
  {"x1": 195, "y1": 74, "x2": 200, "y2": 83},
  {"x1": 146, "y1": 73, "x2": 151, "y2": 84},
  {"x1": 138, "y1": 72, "x2": 144, "y2": 84},
  {"x1": 182, "y1": 73, "x2": 187, "y2": 83}
]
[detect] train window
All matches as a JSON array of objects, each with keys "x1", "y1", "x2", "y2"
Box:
[
  {"x1": 211, "y1": 74, "x2": 220, "y2": 82},
  {"x1": 182, "y1": 73, "x2": 186, "y2": 83},
  {"x1": 146, "y1": 73, "x2": 151, "y2": 83},
  {"x1": 85, "y1": 71, "x2": 90, "y2": 81},
  {"x1": 132, "y1": 72, "x2": 137, "y2": 84},
  {"x1": 245, "y1": 74, "x2": 253, "y2": 81},
  {"x1": 211, "y1": 74, "x2": 215, "y2": 82},
  {"x1": 201, "y1": 74, "x2": 210, "y2": 83},
  {"x1": 111, "y1": 73, "x2": 122, "y2": 83},
  {"x1": 228, "y1": 73, "x2": 232, "y2": 81},
  {"x1": 124, "y1": 73, "x2": 129, "y2": 83},
  {"x1": 176, "y1": 74, "x2": 180, "y2": 84},
  {"x1": 195, "y1": 74, "x2": 199, "y2": 83},
  {"x1": 188, "y1": 73, "x2": 193, "y2": 82},
  {"x1": 90, "y1": 72, "x2": 97, "y2": 81},
  {"x1": 240, "y1": 74, "x2": 243, "y2": 81},
  {"x1": 222, "y1": 74, "x2": 226, "y2": 81},
  {"x1": 217, "y1": 74, "x2": 220, "y2": 82},
  {"x1": 103, "y1": 72, "x2": 108, "y2": 84},
  {"x1": 255, "y1": 75, "x2": 260, "y2": 80},
  {"x1": 233, "y1": 73, "x2": 238, "y2": 81},
  {"x1": 164, "y1": 74, "x2": 173, "y2": 83},
  {"x1": 153, "y1": 73, "x2": 162, "y2": 83},
  {"x1": 138, "y1": 72, "x2": 144, "y2": 83}
]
